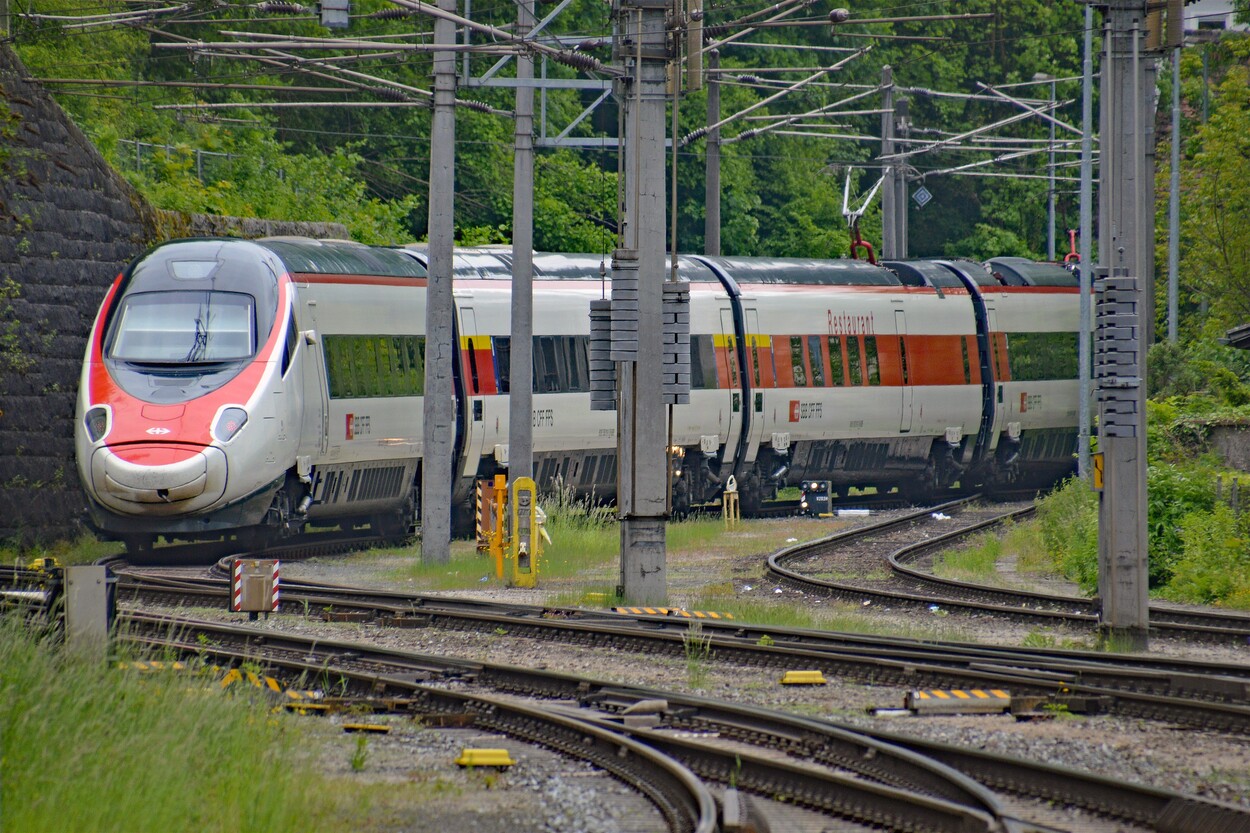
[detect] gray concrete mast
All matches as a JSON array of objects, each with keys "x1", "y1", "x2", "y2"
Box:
[
  {"x1": 613, "y1": 0, "x2": 670, "y2": 604},
  {"x1": 509, "y1": 0, "x2": 536, "y2": 482},
  {"x1": 421, "y1": 0, "x2": 458, "y2": 563}
]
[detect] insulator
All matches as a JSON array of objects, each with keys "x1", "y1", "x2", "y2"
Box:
[
  {"x1": 549, "y1": 49, "x2": 604, "y2": 73},
  {"x1": 681, "y1": 126, "x2": 709, "y2": 144},
  {"x1": 255, "y1": 1, "x2": 305, "y2": 13},
  {"x1": 736, "y1": 74, "x2": 759, "y2": 84},
  {"x1": 737, "y1": 127, "x2": 759, "y2": 141},
  {"x1": 367, "y1": 7, "x2": 416, "y2": 18},
  {"x1": 829, "y1": 8, "x2": 850, "y2": 23},
  {"x1": 704, "y1": 24, "x2": 727, "y2": 38},
  {"x1": 460, "y1": 99, "x2": 494, "y2": 113},
  {"x1": 576, "y1": 39, "x2": 606, "y2": 51},
  {"x1": 371, "y1": 86, "x2": 410, "y2": 102}
]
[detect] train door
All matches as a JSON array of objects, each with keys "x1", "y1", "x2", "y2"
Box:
[
  {"x1": 718, "y1": 307, "x2": 745, "y2": 472},
  {"x1": 743, "y1": 307, "x2": 767, "y2": 462},
  {"x1": 297, "y1": 291, "x2": 330, "y2": 456},
  {"x1": 895, "y1": 308, "x2": 913, "y2": 433},
  {"x1": 981, "y1": 299, "x2": 1007, "y2": 449},
  {"x1": 458, "y1": 306, "x2": 487, "y2": 478}
]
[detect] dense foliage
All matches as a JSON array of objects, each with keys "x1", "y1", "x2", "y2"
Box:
[{"x1": 12, "y1": 2, "x2": 1250, "y2": 600}]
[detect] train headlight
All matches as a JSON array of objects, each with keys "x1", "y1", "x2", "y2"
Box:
[
  {"x1": 213, "y1": 407, "x2": 248, "y2": 442},
  {"x1": 84, "y1": 407, "x2": 109, "y2": 442}
]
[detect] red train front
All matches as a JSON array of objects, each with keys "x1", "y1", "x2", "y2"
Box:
[{"x1": 75, "y1": 239, "x2": 298, "y2": 552}]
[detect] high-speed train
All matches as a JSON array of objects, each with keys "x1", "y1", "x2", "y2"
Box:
[{"x1": 75, "y1": 237, "x2": 1080, "y2": 552}]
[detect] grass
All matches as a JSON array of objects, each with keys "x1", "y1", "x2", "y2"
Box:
[
  {"x1": 0, "y1": 534, "x2": 123, "y2": 567},
  {"x1": 0, "y1": 614, "x2": 348, "y2": 833}
]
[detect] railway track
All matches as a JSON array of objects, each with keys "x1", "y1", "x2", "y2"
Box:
[
  {"x1": 119, "y1": 609, "x2": 1250, "y2": 833},
  {"x1": 766, "y1": 496, "x2": 1250, "y2": 642},
  {"x1": 109, "y1": 560, "x2": 1250, "y2": 734}
]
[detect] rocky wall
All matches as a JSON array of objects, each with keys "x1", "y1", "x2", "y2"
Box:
[{"x1": 0, "y1": 44, "x2": 346, "y2": 546}]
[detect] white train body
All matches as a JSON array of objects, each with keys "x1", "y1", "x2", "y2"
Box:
[{"x1": 75, "y1": 239, "x2": 1081, "y2": 551}]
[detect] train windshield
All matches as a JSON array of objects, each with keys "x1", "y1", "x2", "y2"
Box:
[{"x1": 109, "y1": 291, "x2": 256, "y2": 363}]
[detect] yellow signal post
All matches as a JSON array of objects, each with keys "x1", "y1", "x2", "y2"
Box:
[
  {"x1": 510, "y1": 476, "x2": 539, "y2": 588},
  {"x1": 489, "y1": 474, "x2": 508, "y2": 579}
]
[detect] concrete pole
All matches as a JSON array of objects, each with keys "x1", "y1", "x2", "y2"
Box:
[
  {"x1": 1167, "y1": 47, "x2": 1180, "y2": 344},
  {"x1": 509, "y1": 0, "x2": 536, "y2": 481},
  {"x1": 614, "y1": 0, "x2": 669, "y2": 604},
  {"x1": 1095, "y1": 1, "x2": 1152, "y2": 649},
  {"x1": 895, "y1": 98, "x2": 909, "y2": 259},
  {"x1": 1078, "y1": 4, "x2": 1095, "y2": 480},
  {"x1": 1047, "y1": 78, "x2": 1057, "y2": 262},
  {"x1": 880, "y1": 66, "x2": 897, "y2": 259},
  {"x1": 705, "y1": 49, "x2": 721, "y2": 256},
  {"x1": 422, "y1": 0, "x2": 458, "y2": 564}
]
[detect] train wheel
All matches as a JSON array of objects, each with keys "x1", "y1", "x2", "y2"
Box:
[{"x1": 122, "y1": 534, "x2": 157, "y2": 562}]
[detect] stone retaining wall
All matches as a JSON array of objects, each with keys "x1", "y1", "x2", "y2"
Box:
[{"x1": 0, "y1": 44, "x2": 346, "y2": 545}]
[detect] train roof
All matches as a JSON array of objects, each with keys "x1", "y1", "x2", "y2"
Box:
[
  {"x1": 260, "y1": 237, "x2": 428, "y2": 278},
  {"x1": 881, "y1": 259, "x2": 975, "y2": 289},
  {"x1": 694, "y1": 256, "x2": 902, "y2": 286},
  {"x1": 986, "y1": 257, "x2": 1078, "y2": 287},
  {"x1": 398, "y1": 246, "x2": 722, "y2": 283}
]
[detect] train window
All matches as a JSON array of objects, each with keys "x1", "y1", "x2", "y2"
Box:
[
  {"x1": 323, "y1": 334, "x2": 424, "y2": 399},
  {"x1": 689, "y1": 335, "x2": 717, "y2": 389},
  {"x1": 898, "y1": 336, "x2": 909, "y2": 385},
  {"x1": 494, "y1": 336, "x2": 511, "y2": 393},
  {"x1": 723, "y1": 335, "x2": 739, "y2": 387},
  {"x1": 532, "y1": 336, "x2": 590, "y2": 393},
  {"x1": 961, "y1": 337, "x2": 972, "y2": 384},
  {"x1": 806, "y1": 336, "x2": 825, "y2": 387},
  {"x1": 827, "y1": 336, "x2": 845, "y2": 386},
  {"x1": 847, "y1": 337, "x2": 863, "y2": 386},
  {"x1": 749, "y1": 336, "x2": 762, "y2": 386},
  {"x1": 789, "y1": 337, "x2": 807, "y2": 387},
  {"x1": 282, "y1": 312, "x2": 297, "y2": 377},
  {"x1": 864, "y1": 336, "x2": 881, "y2": 386},
  {"x1": 466, "y1": 336, "x2": 482, "y2": 395},
  {"x1": 1006, "y1": 332, "x2": 1079, "y2": 381}
]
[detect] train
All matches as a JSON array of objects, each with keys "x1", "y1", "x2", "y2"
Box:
[{"x1": 75, "y1": 237, "x2": 1081, "y2": 553}]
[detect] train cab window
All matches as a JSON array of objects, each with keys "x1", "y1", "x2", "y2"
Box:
[
  {"x1": 109, "y1": 290, "x2": 255, "y2": 363},
  {"x1": 827, "y1": 336, "x2": 845, "y2": 386},
  {"x1": 864, "y1": 336, "x2": 881, "y2": 386},
  {"x1": 689, "y1": 335, "x2": 717, "y2": 389},
  {"x1": 847, "y1": 337, "x2": 863, "y2": 386},
  {"x1": 961, "y1": 337, "x2": 972, "y2": 384},
  {"x1": 806, "y1": 335, "x2": 825, "y2": 387},
  {"x1": 789, "y1": 336, "x2": 807, "y2": 387}
]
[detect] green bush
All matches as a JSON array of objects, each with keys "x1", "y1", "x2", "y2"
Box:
[
  {"x1": 1147, "y1": 463, "x2": 1218, "y2": 586},
  {"x1": 1163, "y1": 503, "x2": 1250, "y2": 606},
  {"x1": 1036, "y1": 477, "x2": 1099, "y2": 592}
]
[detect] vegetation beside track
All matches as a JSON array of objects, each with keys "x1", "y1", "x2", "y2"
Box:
[{"x1": 0, "y1": 615, "x2": 374, "y2": 832}]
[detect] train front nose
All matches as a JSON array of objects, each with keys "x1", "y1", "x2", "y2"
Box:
[{"x1": 90, "y1": 444, "x2": 228, "y2": 516}]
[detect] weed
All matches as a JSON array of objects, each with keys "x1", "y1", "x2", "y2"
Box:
[
  {"x1": 683, "y1": 620, "x2": 713, "y2": 690},
  {"x1": 350, "y1": 735, "x2": 368, "y2": 772}
]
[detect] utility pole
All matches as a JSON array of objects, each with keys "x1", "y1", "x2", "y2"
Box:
[
  {"x1": 422, "y1": 0, "x2": 458, "y2": 564},
  {"x1": 612, "y1": 0, "x2": 670, "y2": 603},
  {"x1": 1167, "y1": 46, "x2": 1180, "y2": 344},
  {"x1": 1078, "y1": 3, "x2": 1095, "y2": 481},
  {"x1": 1088, "y1": 0, "x2": 1178, "y2": 649},
  {"x1": 705, "y1": 49, "x2": 721, "y2": 256},
  {"x1": 1034, "y1": 73, "x2": 1058, "y2": 261},
  {"x1": 880, "y1": 66, "x2": 897, "y2": 259},
  {"x1": 894, "y1": 96, "x2": 909, "y2": 259},
  {"x1": 509, "y1": 0, "x2": 536, "y2": 481}
]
